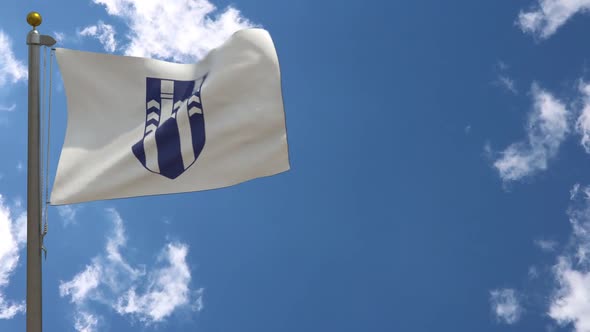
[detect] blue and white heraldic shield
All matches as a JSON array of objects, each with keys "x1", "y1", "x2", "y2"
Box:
[{"x1": 132, "y1": 77, "x2": 207, "y2": 179}]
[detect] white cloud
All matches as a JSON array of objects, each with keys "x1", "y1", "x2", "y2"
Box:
[
  {"x1": 60, "y1": 264, "x2": 102, "y2": 305},
  {"x1": 60, "y1": 209, "x2": 202, "y2": 330},
  {"x1": 490, "y1": 288, "x2": 522, "y2": 324},
  {"x1": 0, "y1": 195, "x2": 26, "y2": 319},
  {"x1": 572, "y1": 183, "x2": 582, "y2": 199},
  {"x1": 0, "y1": 104, "x2": 16, "y2": 112},
  {"x1": 57, "y1": 205, "x2": 78, "y2": 226},
  {"x1": 103, "y1": 209, "x2": 144, "y2": 283},
  {"x1": 114, "y1": 243, "x2": 199, "y2": 323},
  {"x1": 74, "y1": 311, "x2": 98, "y2": 332},
  {"x1": 518, "y1": 0, "x2": 590, "y2": 39},
  {"x1": 575, "y1": 82, "x2": 590, "y2": 153},
  {"x1": 547, "y1": 184, "x2": 590, "y2": 331},
  {"x1": 0, "y1": 294, "x2": 24, "y2": 320},
  {"x1": 91, "y1": 0, "x2": 255, "y2": 62},
  {"x1": 497, "y1": 61, "x2": 509, "y2": 71},
  {"x1": 566, "y1": 188, "x2": 590, "y2": 266},
  {"x1": 192, "y1": 288, "x2": 204, "y2": 312},
  {"x1": 494, "y1": 61, "x2": 517, "y2": 94},
  {"x1": 0, "y1": 30, "x2": 26, "y2": 86},
  {"x1": 536, "y1": 239, "x2": 559, "y2": 252},
  {"x1": 78, "y1": 21, "x2": 117, "y2": 53},
  {"x1": 493, "y1": 84, "x2": 569, "y2": 182},
  {"x1": 53, "y1": 32, "x2": 66, "y2": 44},
  {"x1": 496, "y1": 75, "x2": 518, "y2": 94},
  {"x1": 490, "y1": 185, "x2": 590, "y2": 330},
  {"x1": 549, "y1": 258, "x2": 590, "y2": 332}
]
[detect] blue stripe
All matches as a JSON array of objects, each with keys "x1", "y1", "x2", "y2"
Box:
[
  {"x1": 188, "y1": 101, "x2": 202, "y2": 109},
  {"x1": 155, "y1": 117, "x2": 184, "y2": 179},
  {"x1": 131, "y1": 140, "x2": 146, "y2": 168},
  {"x1": 190, "y1": 113, "x2": 206, "y2": 159},
  {"x1": 146, "y1": 118, "x2": 159, "y2": 127}
]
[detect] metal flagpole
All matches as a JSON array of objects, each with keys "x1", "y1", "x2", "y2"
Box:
[{"x1": 26, "y1": 12, "x2": 55, "y2": 332}]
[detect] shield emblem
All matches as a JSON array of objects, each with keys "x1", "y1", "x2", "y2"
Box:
[{"x1": 132, "y1": 76, "x2": 207, "y2": 179}]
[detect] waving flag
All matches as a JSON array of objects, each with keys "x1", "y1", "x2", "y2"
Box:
[{"x1": 50, "y1": 29, "x2": 289, "y2": 205}]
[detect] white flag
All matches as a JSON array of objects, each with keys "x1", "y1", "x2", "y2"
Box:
[{"x1": 50, "y1": 29, "x2": 289, "y2": 205}]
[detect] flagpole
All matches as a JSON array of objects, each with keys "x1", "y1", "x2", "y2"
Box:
[{"x1": 26, "y1": 12, "x2": 55, "y2": 332}]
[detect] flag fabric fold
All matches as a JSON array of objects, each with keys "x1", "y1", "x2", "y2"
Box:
[{"x1": 50, "y1": 29, "x2": 289, "y2": 205}]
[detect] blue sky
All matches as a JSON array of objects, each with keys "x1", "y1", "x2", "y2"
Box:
[{"x1": 4, "y1": 0, "x2": 590, "y2": 331}]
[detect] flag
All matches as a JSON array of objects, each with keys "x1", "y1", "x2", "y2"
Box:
[{"x1": 50, "y1": 29, "x2": 289, "y2": 205}]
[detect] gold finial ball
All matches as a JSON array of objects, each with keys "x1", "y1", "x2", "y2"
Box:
[{"x1": 26, "y1": 12, "x2": 42, "y2": 27}]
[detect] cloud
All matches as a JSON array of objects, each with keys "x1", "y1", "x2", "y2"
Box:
[
  {"x1": 497, "y1": 61, "x2": 509, "y2": 71},
  {"x1": 575, "y1": 82, "x2": 590, "y2": 153},
  {"x1": 74, "y1": 311, "x2": 98, "y2": 332},
  {"x1": 493, "y1": 61, "x2": 517, "y2": 94},
  {"x1": 57, "y1": 205, "x2": 79, "y2": 226},
  {"x1": 493, "y1": 84, "x2": 569, "y2": 182},
  {"x1": 113, "y1": 244, "x2": 201, "y2": 323},
  {"x1": 490, "y1": 288, "x2": 522, "y2": 324},
  {"x1": 0, "y1": 104, "x2": 16, "y2": 112},
  {"x1": 53, "y1": 32, "x2": 66, "y2": 44},
  {"x1": 78, "y1": 21, "x2": 117, "y2": 53},
  {"x1": 535, "y1": 239, "x2": 559, "y2": 252},
  {"x1": 566, "y1": 186, "x2": 590, "y2": 265},
  {"x1": 103, "y1": 209, "x2": 144, "y2": 281},
  {"x1": 0, "y1": 30, "x2": 26, "y2": 86},
  {"x1": 60, "y1": 209, "x2": 202, "y2": 330},
  {"x1": 0, "y1": 295, "x2": 24, "y2": 319},
  {"x1": 0, "y1": 195, "x2": 26, "y2": 319},
  {"x1": 549, "y1": 258, "x2": 590, "y2": 331},
  {"x1": 60, "y1": 264, "x2": 102, "y2": 305},
  {"x1": 496, "y1": 75, "x2": 518, "y2": 94},
  {"x1": 490, "y1": 185, "x2": 590, "y2": 331},
  {"x1": 91, "y1": 0, "x2": 255, "y2": 62},
  {"x1": 546, "y1": 184, "x2": 590, "y2": 331},
  {"x1": 518, "y1": 0, "x2": 590, "y2": 39},
  {"x1": 572, "y1": 183, "x2": 582, "y2": 199}
]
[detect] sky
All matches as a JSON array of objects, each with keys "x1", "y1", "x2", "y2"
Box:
[{"x1": 5, "y1": 0, "x2": 590, "y2": 331}]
